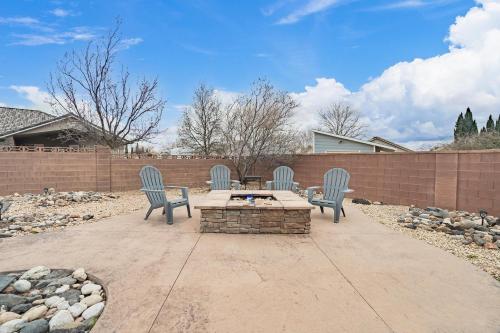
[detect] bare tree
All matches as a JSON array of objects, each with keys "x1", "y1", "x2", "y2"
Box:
[
  {"x1": 220, "y1": 79, "x2": 299, "y2": 181},
  {"x1": 48, "y1": 21, "x2": 165, "y2": 149},
  {"x1": 318, "y1": 103, "x2": 366, "y2": 138},
  {"x1": 296, "y1": 130, "x2": 314, "y2": 153},
  {"x1": 177, "y1": 84, "x2": 223, "y2": 155}
]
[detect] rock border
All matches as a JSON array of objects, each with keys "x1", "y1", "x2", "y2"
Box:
[{"x1": 0, "y1": 267, "x2": 107, "y2": 333}]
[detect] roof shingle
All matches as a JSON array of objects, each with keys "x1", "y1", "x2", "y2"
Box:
[{"x1": 0, "y1": 107, "x2": 55, "y2": 137}]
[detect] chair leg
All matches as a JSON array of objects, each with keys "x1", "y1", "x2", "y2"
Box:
[
  {"x1": 341, "y1": 207, "x2": 346, "y2": 217},
  {"x1": 145, "y1": 206, "x2": 154, "y2": 220},
  {"x1": 162, "y1": 207, "x2": 165, "y2": 215},
  {"x1": 333, "y1": 206, "x2": 340, "y2": 223},
  {"x1": 166, "y1": 205, "x2": 174, "y2": 225},
  {"x1": 320, "y1": 206, "x2": 324, "y2": 214},
  {"x1": 186, "y1": 204, "x2": 192, "y2": 218}
]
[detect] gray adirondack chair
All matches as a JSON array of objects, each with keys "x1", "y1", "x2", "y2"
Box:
[
  {"x1": 306, "y1": 168, "x2": 353, "y2": 223},
  {"x1": 206, "y1": 165, "x2": 240, "y2": 190},
  {"x1": 139, "y1": 165, "x2": 191, "y2": 225},
  {"x1": 265, "y1": 166, "x2": 299, "y2": 192}
]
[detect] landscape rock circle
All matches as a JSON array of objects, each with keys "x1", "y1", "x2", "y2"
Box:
[{"x1": 0, "y1": 267, "x2": 106, "y2": 333}]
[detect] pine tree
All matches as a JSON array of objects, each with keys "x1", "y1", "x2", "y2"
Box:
[
  {"x1": 462, "y1": 107, "x2": 478, "y2": 136},
  {"x1": 486, "y1": 115, "x2": 495, "y2": 132},
  {"x1": 480, "y1": 126, "x2": 486, "y2": 134},
  {"x1": 135, "y1": 142, "x2": 139, "y2": 154},
  {"x1": 454, "y1": 112, "x2": 465, "y2": 140},
  {"x1": 495, "y1": 115, "x2": 500, "y2": 133},
  {"x1": 472, "y1": 120, "x2": 478, "y2": 135}
]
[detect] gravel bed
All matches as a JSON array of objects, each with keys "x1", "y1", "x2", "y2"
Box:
[
  {"x1": 0, "y1": 188, "x2": 210, "y2": 239},
  {"x1": 356, "y1": 203, "x2": 500, "y2": 281}
]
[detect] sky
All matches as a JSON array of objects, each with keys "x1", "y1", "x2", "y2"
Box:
[{"x1": 0, "y1": 0, "x2": 499, "y2": 149}]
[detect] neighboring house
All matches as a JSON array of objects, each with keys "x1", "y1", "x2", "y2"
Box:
[
  {"x1": 312, "y1": 130, "x2": 401, "y2": 153},
  {"x1": 369, "y1": 136, "x2": 413, "y2": 152},
  {"x1": 0, "y1": 106, "x2": 122, "y2": 149}
]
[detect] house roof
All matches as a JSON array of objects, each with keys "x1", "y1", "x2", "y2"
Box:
[
  {"x1": 0, "y1": 106, "x2": 129, "y2": 145},
  {"x1": 0, "y1": 107, "x2": 54, "y2": 136},
  {"x1": 0, "y1": 107, "x2": 75, "y2": 139},
  {"x1": 312, "y1": 130, "x2": 396, "y2": 151},
  {"x1": 369, "y1": 136, "x2": 413, "y2": 152}
]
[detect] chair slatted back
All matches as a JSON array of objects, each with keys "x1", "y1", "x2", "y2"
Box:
[
  {"x1": 323, "y1": 168, "x2": 350, "y2": 202},
  {"x1": 140, "y1": 166, "x2": 167, "y2": 206},
  {"x1": 273, "y1": 166, "x2": 295, "y2": 190},
  {"x1": 210, "y1": 165, "x2": 232, "y2": 190}
]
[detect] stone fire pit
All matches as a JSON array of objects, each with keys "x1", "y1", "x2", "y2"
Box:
[{"x1": 195, "y1": 190, "x2": 314, "y2": 234}]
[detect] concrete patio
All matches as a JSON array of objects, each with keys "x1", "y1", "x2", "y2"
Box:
[{"x1": 0, "y1": 196, "x2": 499, "y2": 333}]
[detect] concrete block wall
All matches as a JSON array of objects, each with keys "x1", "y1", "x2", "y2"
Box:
[
  {"x1": 110, "y1": 157, "x2": 235, "y2": 191},
  {"x1": 0, "y1": 148, "x2": 499, "y2": 215},
  {"x1": 0, "y1": 150, "x2": 97, "y2": 194}
]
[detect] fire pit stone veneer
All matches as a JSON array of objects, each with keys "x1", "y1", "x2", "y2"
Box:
[{"x1": 194, "y1": 190, "x2": 314, "y2": 234}]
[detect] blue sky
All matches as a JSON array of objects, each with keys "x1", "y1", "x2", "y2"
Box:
[{"x1": 1, "y1": 0, "x2": 498, "y2": 148}]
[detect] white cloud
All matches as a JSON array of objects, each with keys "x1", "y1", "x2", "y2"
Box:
[
  {"x1": 290, "y1": 78, "x2": 351, "y2": 129},
  {"x1": 214, "y1": 89, "x2": 240, "y2": 105},
  {"x1": 367, "y1": 0, "x2": 462, "y2": 11},
  {"x1": 9, "y1": 85, "x2": 53, "y2": 113},
  {"x1": 276, "y1": 0, "x2": 343, "y2": 24},
  {"x1": 372, "y1": 0, "x2": 428, "y2": 10},
  {"x1": 50, "y1": 8, "x2": 73, "y2": 17},
  {"x1": 291, "y1": 0, "x2": 500, "y2": 147},
  {"x1": 119, "y1": 37, "x2": 143, "y2": 50},
  {"x1": 0, "y1": 16, "x2": 39, "y2": 26},
  {"x1": 12, "y1": 27, "x2": 96, "y2": 46}
]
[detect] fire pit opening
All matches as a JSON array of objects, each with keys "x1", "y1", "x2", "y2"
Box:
[{"x1": 230, "y1": 194, "x2": 276, "y2": 201}]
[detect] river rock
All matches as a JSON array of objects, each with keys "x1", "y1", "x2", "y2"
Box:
[
  {"x1": 58, "y1": 289, "x2": 81, "y2": 306},
  {"x1": 0, "y1": 318, "x2": 26, "y2": 333},
  {"x1": 71, "y1": 269, "x2": 86, "y2": 283},
  {"x1": 0, "y1": 312, "x2": 20, "y2": 325},
  {"x1": 0, "y1": 276, "x2": 16, "y2": 293},
  {"x1": 352, "y1": 198, "x2": 370, "y2": 205},
  {"x1": 48, "y1": 310, "x2": 73, "y2": 331},
  {"x1": 13, "y1": 280, "x2": 31, "y2": 293},
  {"x1": 473, "y1": 234, "x2": 485, "y2": 246},
  {"x1": 56, "y1": 301, "x2": 70, "y2": 310},
  {"x1": 68, "y1": 303, "x2": 87, "y2": 318},
  {"x1": 20, "y1": 267, "x2": 50, "y2": 281},
  {"x1": 48, "y1": 277, "x2": 76, "y2": 288},
  {"x1": 44, "y1": 296, "x2": 65, "y2": 308},
  {"x1": 21, "y1": 305, "x2": 48, "y2": 322},
  {"x1": 0, "y1": 294, "x2": 28, "y2": 310},
  {"x1": 80, "y1": 294, "x2": 102, "y2": 307},
  {"x1": 44, "y1": 270, "x2": 69, "y2": 281},
  {"x1": 19, "y1": 319, "x2": 49, "y2": 333},
  {"x1": 55, "y1": 285, "x2": 69, "y2": 294},
  {"x1": 11, "y1": 303, "x2": 32, "y2": 314},
  {"x1": 80, "y1": 283, "x2": 101, "y2": 295},
  {"x1": 81, "y1": 302, "x2": 104, "y2": 320}
]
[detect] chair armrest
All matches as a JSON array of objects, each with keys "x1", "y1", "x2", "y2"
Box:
[
  {"x1": 140, "y1": 188, "x2": 164, "y2": 193},
  {"x1": 292, "y1": 182, "x2": 300, "y2": 192},
  {"x1": 164, "y1": 186, "x2": 189, "y2": 199},
  {"x1": 206, "y1": 180, "x2": 213, "y2": 185},
  {"x1": 306, "y1": 186, "x2": 320, "y2": 202},
  {"x1": 265, "y1": 181, "x2": 273, "y2": 190},
  {"x1": 343, "y1": 189, "x2": 354, "y2": 193},
  {"x1": 164, "y1": 185, "x2": 188, "y2": 189}
]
